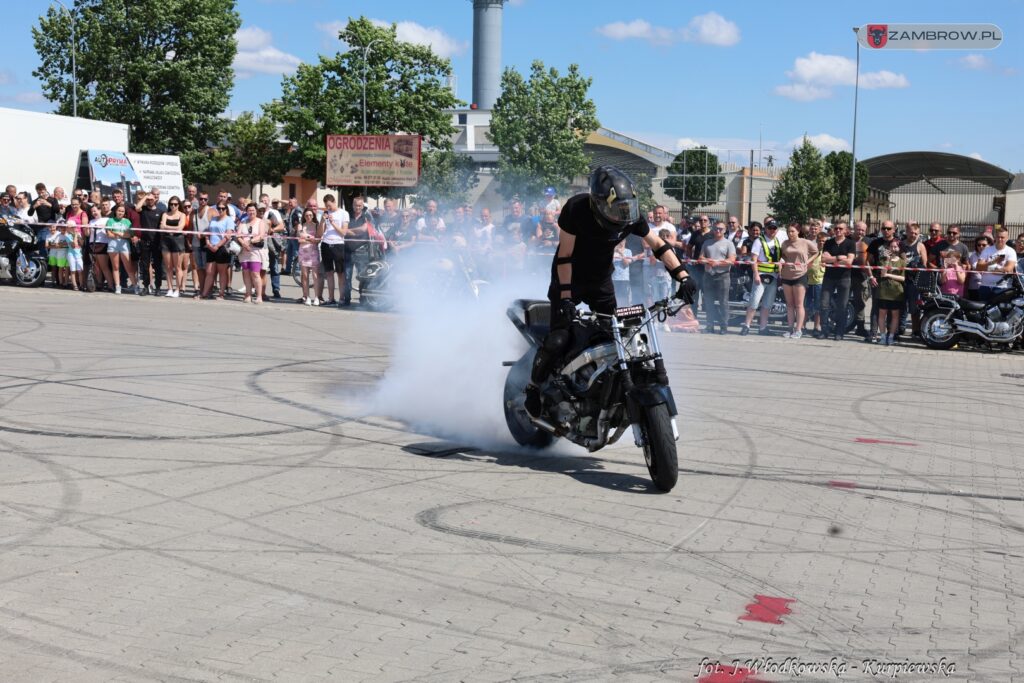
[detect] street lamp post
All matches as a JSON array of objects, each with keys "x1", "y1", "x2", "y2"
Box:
[
  {"x1": 849, "y1": 27, "x2": 860, "y2": 221},
  {"x1": 53, "y1": 0, "x2": 77, "y2": 117},
  {"x1": 361, "y1": 38, "x2": 382, "y2": 135}
]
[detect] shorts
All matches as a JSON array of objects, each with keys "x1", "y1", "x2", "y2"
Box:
[
  {"x1": 748, "y1": 274, "x2": 779, "y2": 311},
  {"x1": 781, "y1": 274, "x2": 808, "y2": 287},
  {"x1": 241, "y1": 260, "x2": 261, "y2": 273},
  {"x1": 49, "y1": 248, "x2": 67, "y2": 268},
  {"x1": 208, "y1": 247, "x2": 232, "y2": 265},
  {"x1": 90, "y1": 242, "x2": 108, "y2": 255},
  {"x1": 877, "y1": 298, "x2": 904, "y2": 311},
  {"x1": 192, "y1": 248, "x2": 208, "y2": 269},
  {"x1": 163, "y1": 233, "x2": 186, "y2": 253},
  {"x1": 67, "y1": 249, "x2": 84, "y2": 272},
  {"x1": 320, "y1": 243, "x2": 346, "y2": 273},
  {"x1": 107, "y1": 239, "x2": 130, "y2": 255},
  {"x1": 299, "y1": 243, "x2": 320, "y2": 268}
]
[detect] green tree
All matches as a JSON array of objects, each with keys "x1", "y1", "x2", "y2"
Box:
[
  {"x1": 633, "y1": 171, "x2": 656, "y2": 215},
  {"x1": 265, "y1": 17, "x2": 459, "y2": 203},
  {"x1": 823, "y1": 151, "x2": 870, "y2": 220},
  {"x1": 768, "y1": 136, "x2": 837, "y2": 224},
  {"x1": 414, "y1": 149, "x2": 479, "y2": 206},
  {"x1": 489, "y1": 60, "x2": 599, "y2": 200},
  {"x1": 215, "y1": 112, "x2": 292, "y2": 199},
  {"x1": 32, "y1": 0, "x2": 240, "y2": 183},
  {"x1": 662, "y1": 147, "x2": 726, "y2": 215}
]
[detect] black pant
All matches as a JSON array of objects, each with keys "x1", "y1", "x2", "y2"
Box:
[
  {"x1": 820, "y1": 277, "x2": 851, "y2": 335},
  {"x1": 533, "y1": 277, "x2": 616, "y2": 385},
  {"x1": 137, "y1": 239, "x2": 164, "y2": 289}
]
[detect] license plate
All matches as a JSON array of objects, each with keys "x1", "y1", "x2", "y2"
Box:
[{"x1": 614, "y1": 304, "x2": 645, "y2": 320}]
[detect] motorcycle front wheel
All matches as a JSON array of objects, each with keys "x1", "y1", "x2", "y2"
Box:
[
  {"x1": 15, "y1": 255, "x2": 47, "y2": 287},
  {"x1": 920, "y1": 309, "x2": 958, "y2": 350},
  {"x1": 640, "y1": 403, "x2": 678, "y2": 492}
]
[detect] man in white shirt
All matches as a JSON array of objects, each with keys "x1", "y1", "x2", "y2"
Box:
[
  {"x1": 976, "y1": 227, "x2": 1018, "y2": 301},
  {"x1": 415, "y1": 199, "x2": 446, "y2": 241},
  {"x1": 542, "y1": 187, "x2": 560, "y2": 213},
  {"x1": 258, "y1": 193, "x2": 285, "y2": 298},
  {"x1": 473, "y1": 207, "x2": 495, "y2": 250},
  {"x1": 319, "y1": 194, "x2": 350, "y2": 306}
]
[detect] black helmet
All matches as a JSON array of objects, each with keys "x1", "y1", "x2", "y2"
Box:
[{"x1": 589, "y1": 166, "x2": 639, "y2": 235}]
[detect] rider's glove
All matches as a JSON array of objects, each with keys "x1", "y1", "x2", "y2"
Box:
[
  {"x1": 557, "y1": 298, "x2": 577, "y2": 324},
  {"x1": 675, "y1": 277, "x2": 697, "y2": 305}
]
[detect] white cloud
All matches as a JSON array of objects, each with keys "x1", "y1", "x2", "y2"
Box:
[
  {"x1": 596, "y1": 19, "x2": 675, "y2": 45},
  {"x1": 776, "y1": 52, "x2": 908, "y2": 101},
  {"x1": 680, "y1": 12, "x2": 740, "y2": 47},
  {"x1": 959, "y1": 54, "x2": 990, "y2": 70},
  {"x1": 596, "y1": 13, "x2": 739, "y2": 47},
  {"x1": 968, "y1": 152, "x2": 984, "y2": 160},
  {"x1": 233, "y1": 26, "x2": 302, "y2": 77},
  {"x1": 370, "y1": 19, "x2": 467, "y2": 58},
  {"x1": 773, "y1": 83, "x2": 831, "y2": 101},
  {"x1": 787, "y1": 133, "x2": 850, "y2": 154},
  {"x1": 675, "y1": 137, "x2": 701, "y2": 149}
]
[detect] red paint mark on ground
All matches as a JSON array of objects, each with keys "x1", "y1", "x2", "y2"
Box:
[
  {"x1": 699, "y1": 664, "x2": 772, "y2": 683},
  {"x1": 739, "y1": 595, "x2": 795, "y2": 624},
  {"x1": 854, "y1": 437, "x2": 918, "y2": 447},
  {"x1": 828, "y1": 480, "x2": 857, "y2": 489}
]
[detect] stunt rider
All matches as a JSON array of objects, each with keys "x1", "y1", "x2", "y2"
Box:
[{"x1": 525, "y1": 166, "x2": 697, "y2": 417}]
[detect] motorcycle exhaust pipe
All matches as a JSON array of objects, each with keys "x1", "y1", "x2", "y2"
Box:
[{"x1": 529, "y1": 416, "x2": 559, "y2": 434}]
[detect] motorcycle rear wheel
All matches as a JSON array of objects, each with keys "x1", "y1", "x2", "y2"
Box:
[
  {"x1": 15, "y1": 255, "x2": 47, "y2": 288},
  {"x1": 503, "y1": 363, "x2": 553, "y2": 449},
  {"x1": 359, "y1": 284, "x2": 393, "y2": 312},
  {"x1": 921, "y1": 310, "x2": 958, "y2": 350},
  {"x1": 641, "y1": 403, "x2": 678, "y2": 492}
]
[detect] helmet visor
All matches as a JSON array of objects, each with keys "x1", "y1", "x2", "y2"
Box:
[{"x1": 595, "y1": 196, "x2": 639, "y2": 227}]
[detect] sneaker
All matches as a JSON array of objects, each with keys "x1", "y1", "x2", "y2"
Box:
[
  {"x1": 165, "y1": 289, "x2": 174, "y2": 297},
  {"x1": 782, "y1": 330, "x2": 791, "y2": 338},
  {"x1": 171, "y1": 289, "x2": 180, "y2": 298},
  {"x1": 312, "y1": 298, "x2": 320, "y2": 307},
  {"x1": 272, "y1": 291, "x2": 281, "y2": 300},
  {"x1": 114, "y1": 286, "x2": 122, "y2": 294},
  {"x1": 718, "y1": 328, "x2": 727, "y2": 335},
  {"x1": 662, "y1": 322, "x2": 671, "y2": 333},
  {"x1": 758, "y1": 327, "x2": 775, "y2": 336},
  {"x1": 881, "y1": 333, "x2": 891, "y2": 346},
  {"x1": 791, "y1": 330, "x2": 802, "y2": 339},
  {"x1": 739, "y1": 323, "x2": 750, "y2": 336},
  {"x1": 303, "y1": 297, "x2": 311, "y2": 306}
]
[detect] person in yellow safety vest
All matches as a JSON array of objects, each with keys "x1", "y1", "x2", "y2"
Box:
[{"x1": 740, "y1": 219, "x2": 784, "y2": 335}]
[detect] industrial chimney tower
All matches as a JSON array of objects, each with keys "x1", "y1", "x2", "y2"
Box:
[{"x1": 471, "y1": 0, "x2": 504, "y2": 110}]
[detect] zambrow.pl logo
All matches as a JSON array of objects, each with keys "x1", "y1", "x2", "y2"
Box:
[
  {"x1": 94, "y1": 154, "x2": 129, "y2": 168},
  {"x1": 866, "y1": 24, "x2": 888, "y2": 48}
]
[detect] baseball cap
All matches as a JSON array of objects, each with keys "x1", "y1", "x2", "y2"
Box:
[
  {"x1": 764, "y1": 219, "x2": 779, "y2": 229},
  {"x1": 544, "y1": 187, "x2": 556, "y2": 196}
]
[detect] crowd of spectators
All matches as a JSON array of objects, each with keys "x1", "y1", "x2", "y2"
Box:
[{"x1": 4, "y1": 181, "x2": 1023, "y2": 347}]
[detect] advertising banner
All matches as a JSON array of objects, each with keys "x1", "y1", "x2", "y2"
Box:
[
  {"x1": 326, "y1": 134, "x2": 421, "y2": 187},
  {"x1": 127, "y1": 153, "x2": 185, "y2": 200},
  {"x1": 83, "y1": 150, "x2": 184, "y2": 200},
  {"x1": 857, "y1": 23, "x2": 1002, "y2": 50}
]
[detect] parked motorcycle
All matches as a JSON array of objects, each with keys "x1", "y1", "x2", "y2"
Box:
[
  {"x1": 0, "y1": 219, "x2": 47, "y2": 287},
  {"x1": 357, "y1": 241, "x2": 488, "y2": 311},
  {"x1": 503, "y1": 297, "x2": 684, "y2": 492},
  {"x1": 920, "y1": 273, "x2": 1024, "y2": 350}
]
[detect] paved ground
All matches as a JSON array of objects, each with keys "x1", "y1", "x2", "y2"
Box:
[{"x1": 1, "y1": 280, "x2": 1023, "y2": 682}]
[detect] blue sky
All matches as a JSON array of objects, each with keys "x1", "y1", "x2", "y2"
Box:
[{"x1": 4, "y1": 0, "x2": 1022, "y2": 171}]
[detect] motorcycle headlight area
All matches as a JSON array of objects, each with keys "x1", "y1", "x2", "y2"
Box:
[{"x1": 10, "y1": 228, "x2": 31, "y2": 242}]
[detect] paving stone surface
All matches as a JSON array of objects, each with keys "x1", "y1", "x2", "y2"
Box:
[{"x1": 1, "y1": 284, "x2": 1022, "y2": 681}]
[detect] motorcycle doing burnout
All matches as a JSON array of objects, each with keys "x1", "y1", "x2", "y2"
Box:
[
  {"x1": 502, "y1": 296, "x2": 684, "y2": 492},
  {"x1": 0, "y1": 218, "x2": 48, "y2": 287}
]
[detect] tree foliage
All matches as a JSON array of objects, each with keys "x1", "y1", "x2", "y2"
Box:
[
  {"x1": 632, "y1": 171, "x2": 656, "y2": 214},
  {"x1": 214, "y1": 112, "x2": 292, "y2": 199},
  {"x1": 823, "y1": 151, "x2": 870, "y2": 219},
  {"x1": 768, "y1": 136, "x2": 837, "y2": 223},
  {"x1": 662, "y1": 147, "x2": 727, "y2": 215},
  {"x1": 489, "y1": 60, "x2": 599, "y2": 200},
  {"x1": 414, "y1": 149, "x2": 479, "y2": 207},
  {"x1": 32, "y1": 0, "x2": 240, "y2": 183},
  {"x1": 265, "y1": 16, "x2": 459, "y2": 202}
]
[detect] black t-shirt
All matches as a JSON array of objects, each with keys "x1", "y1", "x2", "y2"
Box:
[
  {"x1": 822, "y1": 237, "x2": 856, "y2": 281},
  {"x1": 139, "y1": 205, "x2": 163, "y2": 240},
  {"x1": 28, "y1": 196, "x2": 60, "y2": 223},
  {"x1": 867, "y1": 236, "x2": 887, "y2": 264},
  {"x1": 554, "y1": 193, "x2": 649, "y2": 286},
  {"x1": 931, "y1": 240, "x2": 969, "y2": 265},
  {"x1": 347, "y1": 208, "x2": 375, "y2": 253}
]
